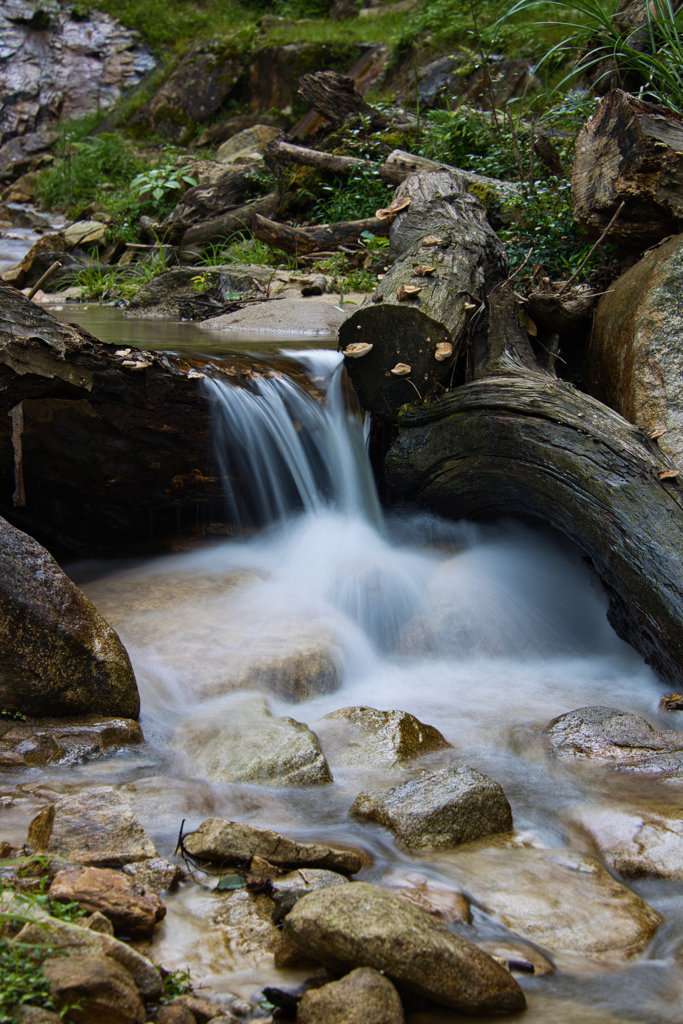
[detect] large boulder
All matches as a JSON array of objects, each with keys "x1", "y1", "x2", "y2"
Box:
[
  {"x1": 563, "y1": 801, "x2": 683, "y2": 879},
  {"x1": 0, "y1": 715, "x2": 143, "y2": 768},
  {"x1": 0, "y1": 517, "x2": 139, "y2": 718},
  {"x1": 588, "y1": 233, "x2": 683, "y2": 468},
  {"x1": 27, "y1": 786, "x2": 157, "y2": 866},
  {"x1": 283, "y1": 882, "x2": 526, "y2": 1014},
  {"x1": 175, "y1": 696, "x2": 333, "y2": 786},
  {"x1": 350, "y1": 765, "x2": 512, "y2": 849}
]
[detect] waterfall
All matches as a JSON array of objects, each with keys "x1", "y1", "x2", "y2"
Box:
[{"x1": 204, "y1": 353, "x2": 382, "y2": 528}]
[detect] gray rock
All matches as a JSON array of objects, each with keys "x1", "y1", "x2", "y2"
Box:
[
  {"x1": 563, "y1": 801, "x2": 683, "y2": 880},
  {"x1": 283, "y1": 882, "x2": 526, "y2": 1014},
  {"x1": 216, "y1": 125, "x2": 281, "y2": 163},
  {"x1": 0, "y1": 516, "x2": 139, "y2": 719},
  {"x1": 590, "y1": 234, "x2": 683, "y2": 467},
  {"x1": 0, "y1": 716, "x2": 143, "y2": 768},
  {"x1": 42, "y1": 952, "x2": 146, "y2": 1024},
  {"x1": 443, "y1": 834, "x2": 663, "y2": 959},
  {"x1": 176, "y1": 696, "x2": 333, "y2": 787},
  {"x1": 318, "y1": 705, "x2": 450, "y2": 769},
  {"x1": 63, "y1": 220, "x2": 107, "y2": 247},
  {"x1": 350, "y1": 765, "x2": 512, "y2": 849},
  {"x1": 27, "y1": 786, "x2": 157, "y2": 865},
  {"x1": 545, "y1": 705, "x2": 683, "y2": 775},
  {"x1": 0, "y1": 7, "x2": 154, "y2": 146},
  {"x1": 183, "y1": 817, "x2": 363, "y2": 875},
  {"x1": 122, "y1": 856, "x2": 182, "y2": 894},
  {"x1": 297, "y1": 967, "x2": 404, "y2": 1024}
]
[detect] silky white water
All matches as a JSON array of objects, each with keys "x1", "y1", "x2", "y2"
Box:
[{"x1": 71, "y1": 351, "x2": 683, "y2": 1023}]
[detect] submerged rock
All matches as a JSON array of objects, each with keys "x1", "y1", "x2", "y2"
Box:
[
  {"x1": 182, "y1": 817, "x2": 363, "y2": 875},
  {"x1": 283, "y1": 882, "x2": 526, "y2": 1014},
  {"x1": 0, "y1": 716, "x2": 143, "y2": 768},
  {"x1": 350, "y1": 765, "x2": 512, "y2": 849},
  {"x1": 383, "y1": 869, "x2": 472, "y2": 925},
  {"x1": 297, "y1": 967, "x2": 405, "y2": 1024},
  {"x1": 564, "y1": 801, "x2": 683, "y2": 880},
  {"x1": 27, "y1": 786, "x2": 157, "y2": 865},
  {"x1": 0, "y1": 517, "x2": 139, "y2": 719},
  {"x1": 442, "y1": 835, "x2": 663, "y2": 959},
  {"x1": 176, "y1": 696, "x2": 333, "y2": 786},
  {"x1": 545, "y1": 706, "x2": 683, "y2": 776},
  {"x1": 318, "y1": 705, "x2": 451, "y2": 769}
]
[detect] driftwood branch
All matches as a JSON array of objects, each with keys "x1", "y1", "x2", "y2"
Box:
[{"x1": 253, "y1": 213, "x2": 390, "y2": 255}]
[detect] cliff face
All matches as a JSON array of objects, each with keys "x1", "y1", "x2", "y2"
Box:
[{"x1": 0, "y1": 0, "x2": 155, "y2": 145}]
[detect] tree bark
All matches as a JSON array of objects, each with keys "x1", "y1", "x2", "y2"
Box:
[
  {"x1": 253, "y1": 212, "x2": 391, "y2": 254},
  {"x1": 384, "y1": 352, "x2": 683, "y2": 687},
  {"x1": 339, "y1": 172, "x2": 508, "y2": 420},
  {"x1": 572, "y1": 89, "x2": 683, "y2": 247},
  {"x1": 297, "y1": 71, "x2": 374, "y2": 126}
]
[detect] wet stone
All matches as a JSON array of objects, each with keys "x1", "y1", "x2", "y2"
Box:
[
  {"x1": 350, "y1": 765, "x2": 513, "y2": 849},
  {"x1": 27, "y1": 786, "x2": 157, "y2": 865},
  {"x1": 283, "y1": 882, "x2": 526, "y2": 1014},
  {"x1": 49, "y1": 865, "x2": 166, "y2": 938},
  {"x1": 183, "y1": 818, "x2": 363, "y2": 875},
  {"x1": 544, "y1": 706, "x2": 683, "y2": 776},
  {"x1": 563, "y1": 801, "x2": 683, "y2": 880},
  {"x1": 0, "y1": 716, "x2": 143, "y2": 768},
  {"x1": 297, "y1": 966, "x2": 405, "y2": 1024},
  {"x1": 318, "y1": 705, "x2": 451, "y2": 769},
  {"x1": 42, "y1": 952, "x2": 146, "y2": 1024}
]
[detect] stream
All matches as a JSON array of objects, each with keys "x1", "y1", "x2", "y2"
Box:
[{"x1": 5, "y1": 305, "x2": 683, "y2": 1022}]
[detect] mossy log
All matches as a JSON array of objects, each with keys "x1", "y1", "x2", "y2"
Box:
[
  {"x1": 0, "y1": 284, "x2": 307, "y2": 556},
  {"x1": 572, "y1": 90, "x2": 683, "y2": 247},
  {"x1": 339, "y1": 175, "x2": 508, "y2": 421},
  {"x1": 385, "y1": 352, "x2": 683, "y2": 687}
]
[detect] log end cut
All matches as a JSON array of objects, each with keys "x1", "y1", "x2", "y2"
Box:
[{"x1": 339, "y1": 304, "x2": 456, "y2": 421}]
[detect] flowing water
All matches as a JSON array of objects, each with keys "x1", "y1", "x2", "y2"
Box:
[{"x1": 22, "y1": 348, "x2": 683, "y2": 1021}]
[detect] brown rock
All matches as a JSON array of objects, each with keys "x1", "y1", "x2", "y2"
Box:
[
  {"x1": 318, "y1": 705, "x2": 450, "y2": 769},
  {"x1": 50, "y1": 866, "x2": 166, "y2": 938},
  {"x1": 544, "y1": 706, "x2": 683, "y2": 775},
  {"x1": 0, "y1": 517, "x2": 139, "y2": 719},
  {"x1": 155, "y1": 1005, "x2": 197, "y2": 1024},
  {"x1": 297, "y1": 967, "x2": 404, "y2": 1024},
  {"x1": 183, "y1": 818, "x2": 363, "y2": 875},
  {"x1": 42, "y1": 952, "x2": 146, "y2": 1024}
]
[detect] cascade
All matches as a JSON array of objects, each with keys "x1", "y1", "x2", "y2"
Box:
[{"x1": 70, "y1": 351, "x2": 682, "y2": 1023}]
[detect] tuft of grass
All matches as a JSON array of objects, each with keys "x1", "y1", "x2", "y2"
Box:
[{"x1": 499, "y1": 0, "x2": 683, "y2": 115}]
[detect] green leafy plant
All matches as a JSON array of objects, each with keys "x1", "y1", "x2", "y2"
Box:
[
  {"x1": 0, "y1": 709, "x2": 26, "y2": 721},
  {"x1": 0, "y1": 936, "x2": 56, "y2": 1023},
  {"x1": 310, "y1": 165, "x2": 392, "y2": 223},
  {"x1": 129, "y1": 165, "x2": 197, "y2": 204},
  {"x1": 160, "y1": 966, "x2": 193, "y2": 1002}
]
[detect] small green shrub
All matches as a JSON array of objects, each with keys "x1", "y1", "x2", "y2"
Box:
[
  {"x1": 160, "y1": 966, "x2": 193, "y2": 1002},
  {"x1": 130, "y1": 165, "x2": 197, "y2": 203},
  {"x1": 310, "y1": 165, "x2": 392, "y2": 222}
]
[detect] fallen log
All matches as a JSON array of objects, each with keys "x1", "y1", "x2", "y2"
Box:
[
  {"x1": 253, "y1": 212, "x2": 391, "y2": 254},
  {"x1": 297, "y1": 70, "x2": 375, "y2": 126},
  {"x1": 572, "y1": 89, "x2": 683, "y2": 247},
  {"x1": 385, "y1": 352, "x2": 683, "y2": 687},
  {"x1": 179, "y1": 192, "x2": 279, "y2": 252},
  {"x1": 339, "y1": 171, "x2": 508, "y2": 420},
  {"x1": 0, "y1": 283, "x2": 309, "y2": 555}
]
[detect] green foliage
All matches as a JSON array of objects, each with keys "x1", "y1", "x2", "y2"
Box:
[
  {"x1": 130, "y1": 165, "x2": 197, "y2": 208},
  {"x1": 0, "y1": 937, "x2": 55, "y2": 1023},
  {"x1": 160, "y1": 966, "x2": 193, "y2": 1002},
  {"x1": 310, "y1": 165, "x2": 392, "y2": 223},
  {"x1": 0, "y1": 709, "x2": 26, "y2": 721},
  {"x1": 201, "y1": 233, "x2": 299, "y2": 269},
  {"x1": 69, "y1": 0, "x2": 252, "y2": 52},
  {"x1": 498, "y1": 176, "x2": 613, "y2": 279},
  {"x1": 36, "y1": 130, "x2": 142, "y2": 212},
  {"x1": 501, "y1": 0, "x2": 683, "y2": 114},
  {"x1": 421, "y1": 107, "x2": 524, "y2": 178}
]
